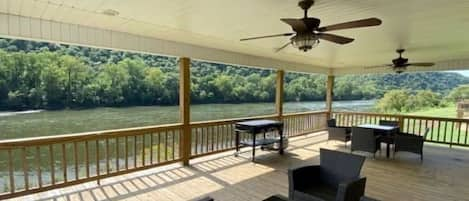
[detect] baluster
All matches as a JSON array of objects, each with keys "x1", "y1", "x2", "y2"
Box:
[
  {"x1": 465, "y1": 122, "x2": 469, "y2": 145},
  {"x1": 228, "y1": 125, "x2": 232, "y2": 148},
  {"x1": 172, "y1": 130, "x2": 176, "y2": 160},
  {"x1": 106, "y1": 138, "x2": 110, "y2": 174},
  {"x1": 85, "y1": 141, "x2": 89, "y2": 178},
  {"x1": 194, "y1": 128, "x2": 199, "y2": 155},
  {"x1": 142, "y1": 134, "x2": 146, "y2": 166},
  {"x1": 437, "y1": 120, "x2": 441, "y2": 142},
  {"x1": 211, "y1": 126, "x2": 215, "y2": 151},
  {"x1": 200, "y1": 127, "x2": 205, "y2": 153},
  {"x1": 418, "y1": 119, "x2": 422, "y2": 134},
  {"x1": 133, "y1": 136, "x2": 137, "y2": 168},
  {"x1": 157, "y1": 133, "x2": 161, "y2": 163},
  {"x1": 62, "y1": 144, "x2": 67, "y2": 183},
  {"x1": 444, "y1": 121, "x2": 448, "y2": 144},
  {"x1": 50, "y1": 145, "x2": 55, "y2": 185},
  {"x1": 125, "y1": 136, "x2": 129, "y2": 170},
  {"x1": 36, "y1": 146, "x2": 42, "y2": 188},
  {"x1": 149, "y1": 134, "x2": 153, "y2": 164},
  {"x1": 74, "y1": 142, "x2": 78, "y2": 180},
  {"x1": 165, "y1": 131, "x2": 169, "y2": 161},
  {"x1": 8, "y1": 149, "x2": 14, "y2": 193},
  {"x1": 450, "y1": 121, "x2": 454, "y2": 146},
  {"x1": 96, "y1": 140, "x2": 100, "y2": 179},
  {"x1": 116, "y1": 137, "x2": 120, "y2": 171},
  {"x1": 458, "y1": 121, "x2": 462, "y2": 144},
  {"x1": 221, "y1": 125, "x2": 226, "y2": 149},
  {"x1": 22, "y1": 147, "x2": 29, "y2": 190},
  {"x1": 430, "y1": 120, "x2": 435, "y2": 141}
]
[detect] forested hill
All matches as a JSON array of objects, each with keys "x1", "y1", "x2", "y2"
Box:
[
  {"x1": 0, "y1": 38, "x2": 468, "y2": 110},
  {"x1": 333, "y1": 72, "x2": 469, "y2": 100}
]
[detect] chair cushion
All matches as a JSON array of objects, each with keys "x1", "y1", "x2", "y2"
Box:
[{"x1": 294, "y1": 185, "x2": 336, "y2": 201}]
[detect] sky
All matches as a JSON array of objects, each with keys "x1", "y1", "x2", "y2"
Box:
[{"x1": 449, "y1": 71, "x2": 469, "y2": 77}]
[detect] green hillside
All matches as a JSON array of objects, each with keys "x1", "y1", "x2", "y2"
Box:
[{"x1": 1, "y1": 38, "x2": 468, "y2": 110}]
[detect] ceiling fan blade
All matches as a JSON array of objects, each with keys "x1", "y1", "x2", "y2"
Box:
[
  {"x1": 408, "y1": 62, "x2": 435, "y2": 67},
  {"x1": 281, "y1": 18, "x2": 308, "y2": 32},
  {"x1": 318, "y1": 33, "x2": 354, "y2": 45},
  {"x1": 318, "y1": 18, "x2": 382, "y2": 32},
  {"x1": 240, "y1": 33, "x2": 294, "y2": 41},
  {"x1": 275, "y1": 42, "x2": 291, "y2": 52}
]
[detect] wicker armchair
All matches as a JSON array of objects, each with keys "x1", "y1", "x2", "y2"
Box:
[
  {"x1": 288, "y1": 149, "x2": 366, "y2": 201},
  {"x1": 394, "y1": 128, "x2": 429, "y2": 161},
  {"x1": 327, "y1": 119, "x2": 352, "y2": 146},
  {"x1": 351, "y1": 127, "x2": 380, "y2": 157}
]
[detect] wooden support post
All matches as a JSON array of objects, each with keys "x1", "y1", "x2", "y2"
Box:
[
  {"x1": 326, "y1": 75, "x2": 335, "y2": 120},
  {"x1": 179, "y1": 57, "x2": 191, "y2": 166},
  {"x1": 276, "y1": 70, "x2": 285, "y2": 120}
]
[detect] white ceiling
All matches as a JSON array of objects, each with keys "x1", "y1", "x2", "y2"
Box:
[{"x1": 2, "y1": 0, "x2": 469, "y2": 70}]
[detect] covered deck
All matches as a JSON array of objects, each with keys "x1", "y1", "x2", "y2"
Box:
[
  {"x1": 9, "y1": 131, "x2": 469, "y2": 201},
  {"x1": 1, "y1": 0, "x2": 469, "y2": 200}
]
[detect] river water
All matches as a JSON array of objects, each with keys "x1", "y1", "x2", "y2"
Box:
[{"x1": 0, "y1": 100, "x2": 375, "y2": 140}]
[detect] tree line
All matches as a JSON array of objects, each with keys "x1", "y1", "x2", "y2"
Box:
[
  {"x1": 375, "y1": 85, "x2": 469, "y2": 113},
  {"x1": 1, "y1": 38, "x2": 469, "y2": 111}
]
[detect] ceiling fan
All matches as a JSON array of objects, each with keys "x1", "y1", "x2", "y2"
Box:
[
  {"x1": 366, "y1": 49, "x2": 435, "y2": 73},
  {"x1": 240, "y1": 0, "x2": 382, "y2": 52}
]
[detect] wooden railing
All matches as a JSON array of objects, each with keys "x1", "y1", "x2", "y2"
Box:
[
  {"x1": 189, "y1": 111, "x2": 328, "y2": 158},
  {"x1": 283, "y1": 111, "x2": 328, "y2": 137},
  {"x1": 332, "y1": 111, "x2": 469, "y2": 147},
  {"x1": 0, "y1": 124, "x2": 183, "y2": 199},
  {"x1": 0, "y1": 111, "x2": 328, "y2": 199}
]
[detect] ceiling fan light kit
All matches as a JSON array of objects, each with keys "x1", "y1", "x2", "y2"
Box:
[
  {"x1": 240, "y1": 0, "x2": 382, "y2": 52},
  {"x1": 291, "y1": 34, "x2": 320, "y2": 52}
]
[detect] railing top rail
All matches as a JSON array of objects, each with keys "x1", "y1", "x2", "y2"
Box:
[
  {"x1": 0, "y1": 123, "x2": 183, "y2": 148},
  {"x1": 332, "y1": 111, "x2": 469, "y2": 122},
  {"x1": 190, "y1": 114, "x2": 278, "y2": 127}
]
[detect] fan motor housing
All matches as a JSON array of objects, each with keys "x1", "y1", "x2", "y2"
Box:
[
  {"x1": 392, "y1": 57, "x2": 408, "y2": 67},
  {"x1": 302, "y1": 18, "x2": 321, "y2": 31},
  {"x1": 298, "y1": 0, "x2": 315, "y2": 10}
]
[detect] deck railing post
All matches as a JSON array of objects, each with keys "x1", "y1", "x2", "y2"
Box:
[
  {"x1": 326, "y1": 75, "x2": 335, "y2": 120},
  {"x1": 276, "y1": 70, "x2": 284, "y2": 120},
  {"x1": 398, "y1": 116, "x2": 404, "y2": 132},
  {"x1": 179, "y1": 57, "x2": 191, "y2": 166}
]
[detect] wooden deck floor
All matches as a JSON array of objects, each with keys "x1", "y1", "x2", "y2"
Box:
[{"x1": 9, "y1": 131, "x2": 469, "y2": 201}]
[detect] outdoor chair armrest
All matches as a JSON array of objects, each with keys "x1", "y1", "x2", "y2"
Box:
[
  {"x1": 396, "y1": 134, "x2": 424, "y2": 142},
  {"x1": 336, "y1": 177, "x2": 367, "y2": 201}
]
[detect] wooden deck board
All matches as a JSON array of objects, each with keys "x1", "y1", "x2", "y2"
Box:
[{"x1": 8, "y1": 131, "x2": 469, "y2": 201}]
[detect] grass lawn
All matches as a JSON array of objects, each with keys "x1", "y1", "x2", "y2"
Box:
[
  {"x1": 401, "y1": 105, "x2": 469, "y2": 145},
  {"x1": 406, "y1": 105, "x2": 457, "y2": 118}
]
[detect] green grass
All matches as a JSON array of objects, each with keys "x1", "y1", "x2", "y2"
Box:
[
  {"x1": 401, "y1": 105, "x2": 469, "y2": 145},
  {"x1": 406, "y1": 105, "x2": 457, "y2": 118}
]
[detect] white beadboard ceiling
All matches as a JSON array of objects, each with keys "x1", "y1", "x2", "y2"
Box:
[{"x1": 1, "y1": 0, "x2": 469, "y2": 74}]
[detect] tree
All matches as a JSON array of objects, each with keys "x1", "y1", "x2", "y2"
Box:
[
  {"x1": 375, "y1": 90, "x2": 411, "y2": 113},
  {"x1": 447, "y1": 85, "x2": 469, "y2": 102}
]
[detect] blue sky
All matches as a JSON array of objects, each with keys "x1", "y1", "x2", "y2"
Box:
[{"x1": 449, "y1": 71, "x2": 469, "y2": 77}]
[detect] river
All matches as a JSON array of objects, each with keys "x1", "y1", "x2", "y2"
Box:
[{"x1": 0, "y1": 100, "x2": 375, "y2": 140}]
